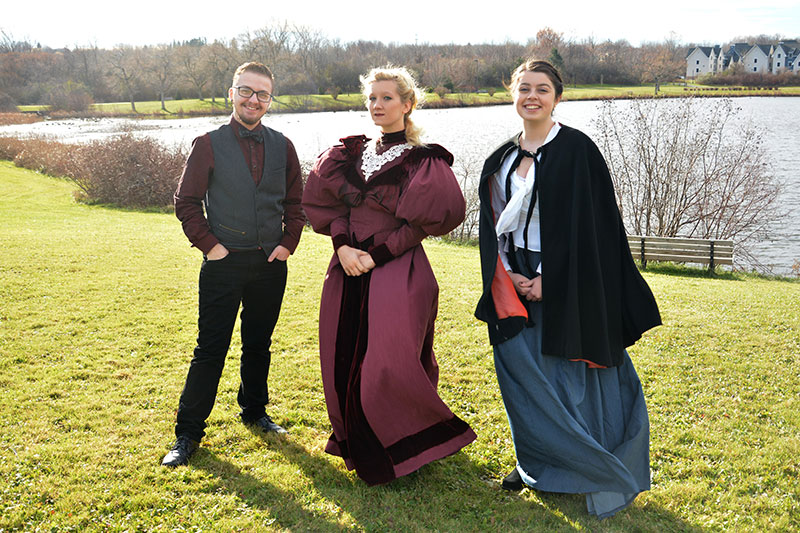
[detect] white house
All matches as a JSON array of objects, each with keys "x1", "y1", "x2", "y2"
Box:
[
  {"x1": 686, "y1": 47, "x2": 714, "y2": 78},
  {"x1": 708, "y1": 45, "x2": 722, "y2": 73},
  {"x1": 742, "y1": 45, "x2": 772, "y2": 73},
  {"x1": 772, "y1": 41, "x2": 800, "y2": 74},
  {"x1": 687, "y1": 41, "x2": 800, "y2": 78},
  {"x1": 726, "y1": 43, "x2": 751, "y2": 70},
  {"x1": 772, "y1": 44, "x2": 791, "y2": 73}
]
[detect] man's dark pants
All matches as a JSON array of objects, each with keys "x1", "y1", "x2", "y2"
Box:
[{"x1": 175, "y1": 250, "x2": 287, "y2": 441}]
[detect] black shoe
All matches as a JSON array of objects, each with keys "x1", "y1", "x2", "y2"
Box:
[
  {"x1": 161, "y1": 436, "x2": 199, "y2": 467},
  {"x1": 244, "y1": 414, "x2": 288, "y2": 434},
  {"x1": 502, "y1": 467, "x2": 523, "y2": 491}
]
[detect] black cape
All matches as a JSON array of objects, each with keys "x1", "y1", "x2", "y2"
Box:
[{"x1": 474, "y1": 125, "x2": 661, "y2": 367}]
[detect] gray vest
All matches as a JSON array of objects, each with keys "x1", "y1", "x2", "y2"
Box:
[{"x1": 206, "y1": 123, "x2": 287, "y2": 253}]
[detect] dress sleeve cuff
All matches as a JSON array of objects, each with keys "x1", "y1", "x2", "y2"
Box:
[
  {"x1": 332, "y1": 234, "x2": 349, "y2": 251},
  {"x1": 369, "y1": 243, "x2": 395, "y2": 266}
]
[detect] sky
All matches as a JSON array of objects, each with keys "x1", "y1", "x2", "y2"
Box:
[{"x1": 4, "y1": 0, "x2": 800, "y2": 49}]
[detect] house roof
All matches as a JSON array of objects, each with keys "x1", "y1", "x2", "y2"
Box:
[
  {"x1": 724, "y1": 43, "x2": 751, "y2": 61},
  {"x1": 755, "y1": 44, "x2": 772, "y2": 56},
  {"x1": 686, "y1": 46, "x2": 713, "y2": 58}
]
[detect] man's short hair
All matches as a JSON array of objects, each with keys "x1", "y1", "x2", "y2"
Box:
[{"x1": 232, "y1": 62, "x2": 274, "y2": 86}]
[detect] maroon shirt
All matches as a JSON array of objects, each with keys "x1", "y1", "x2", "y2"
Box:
[{"x1": 174, "y1": 117, "x2": 304, "y2": 254}]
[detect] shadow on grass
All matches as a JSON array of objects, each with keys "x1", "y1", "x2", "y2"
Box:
[
  {"x1": 188, "y1": 431, "x2": 704, "y2": 532},
  {"x1": 532, "y1": 490, "x2": 705, "y2": 532},
  {"x1": 193, "y1": 442, "x2": 346, "y2": 531}
]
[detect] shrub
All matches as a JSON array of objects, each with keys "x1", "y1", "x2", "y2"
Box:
[
  {"x1": 0, "y1": 92, "x2": 17, "y2": 112},
  {"x1": 0, "y1": 136, "x2": 27, "y2": 161},
  {"x1": 327, "y1": 87, "x2": 341, "y2": 100},
  {"x1": 49, "y1": 82, "x2": 93, "y2": 113},
  {"x1": 434, "y1": 86, "x2": 448, "y2": 99},
  {"x1": 7, "y1": 137, "x2": 78, "y2": 178},
  {"x1": 72, "y1": 134, "x2": 186, "y2": 208},
  {"x1": 0, "y1": 112, "x2": 42, "y2": 126},
  {"x1": 700, "y1": 70, "x2": 800, "y2": 87},
  {"x1": 1, "y1": 134, "x2": 185, "y2": 208}
]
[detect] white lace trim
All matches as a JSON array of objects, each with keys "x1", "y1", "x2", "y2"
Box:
[{"x1": 361, "y1": 141, "x2": 412, "y2": 181}]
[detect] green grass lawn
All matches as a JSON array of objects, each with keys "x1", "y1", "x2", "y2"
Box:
[{"x1": 1, "y1": 162, "x2": 798, "y2": 531}]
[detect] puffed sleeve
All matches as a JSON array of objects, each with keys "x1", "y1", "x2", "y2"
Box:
[
  {"x1": 369, "y1": 146, "x2": 466, "y2": 265},
  {"x1": 302, "y1": 144, "x2": 354, "y2": 250}
]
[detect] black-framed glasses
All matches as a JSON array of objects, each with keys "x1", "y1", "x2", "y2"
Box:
[{"x1": 233, "y1": 86, "x2": 272, "y2": 103}]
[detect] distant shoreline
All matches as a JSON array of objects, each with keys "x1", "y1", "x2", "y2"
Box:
[{"x1": 8, "y1": 85, "x2": 800, "y2": 123}]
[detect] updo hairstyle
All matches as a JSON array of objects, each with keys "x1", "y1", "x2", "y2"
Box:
[
  {"x1": 508, "y1": 59, "x2": 564, "y2": 99},
  {"x1": 360, "y1": 65, "x2": 425, "y2": 146}
]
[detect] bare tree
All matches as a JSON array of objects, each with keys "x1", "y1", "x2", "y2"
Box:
[
  {"x1": 0, "y1": 30, "x2": 33, "y2": 53},
  {"x1": 592, "y1": 97, "x2": 783, "y2": 268},
  {"x1": 528, "y1": 27, "x2": 565, "y2": 61},
  {"x1": 177, "y1": 43, "x2": 209, "y2": 100},
  {"x1": 107, "y1": 46, "x2": 143, "y2": 112},
  {"x1": 205, "y1": 40, "x2": 239, "y2": 106},
  {"x1": 145, "y1": 45, "x2": 177, "y2": 111},
  {"x1": 290, "y1": 24, "x2": 329, "y2": 93},
  {"x1": 639, "y1": 34, "x2": 685, "y2": 87},
  {"x1": 63, "y1": 44, "x2": 108, "y2": 99},
  {"x1": 253, "y1": 21, "x2": 291, "y2": 66},
  {"x1": 450, "y1": 154, "x2": 483, "y2": 242}
]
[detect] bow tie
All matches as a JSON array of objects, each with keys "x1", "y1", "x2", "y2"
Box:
[{"x1": 240, "y1": 127, "x2": 264, "y2": 143}]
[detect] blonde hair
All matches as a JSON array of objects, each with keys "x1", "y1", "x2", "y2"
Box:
[
  {"x1": 360, "y1": 65, "x2": 425, "y2": 146},
  {"x1": 232, "y1": 62, "x2": 274, "y2": 87}
]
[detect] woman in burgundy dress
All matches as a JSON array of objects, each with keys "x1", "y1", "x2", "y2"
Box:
[{"x1": 302, "y1": 66, "x2": 476, "y2": 485}]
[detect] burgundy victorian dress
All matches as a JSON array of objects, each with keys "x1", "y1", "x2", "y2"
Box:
[{"x1": 302, "y1": 131, "x2": 477, "y2": 485}]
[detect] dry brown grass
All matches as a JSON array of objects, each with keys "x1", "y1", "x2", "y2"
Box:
[{"x1": 0, "y1": 112, "x2": 42, "y2": 126}]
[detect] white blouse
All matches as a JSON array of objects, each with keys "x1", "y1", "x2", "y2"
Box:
[{"x1": 491, "y1": 123, "x2": 561, "y2": 273}]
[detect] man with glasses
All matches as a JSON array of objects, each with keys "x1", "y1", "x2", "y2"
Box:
[{"x1": 163, "y1": 62, "x2": 304, "y2": 467}]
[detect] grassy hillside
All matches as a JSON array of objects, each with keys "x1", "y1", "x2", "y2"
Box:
[{"x1": 0, "y1": 162, "x2": 798, "y2": 531}]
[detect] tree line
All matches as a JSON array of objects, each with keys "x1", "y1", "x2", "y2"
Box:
[{"x1": 1, "y1": 25, "x2": 689, "y2": 111}]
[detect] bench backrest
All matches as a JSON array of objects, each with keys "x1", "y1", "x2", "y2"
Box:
[{"x1": 627, "y1": 235, "x2": 734, "y2": 268}]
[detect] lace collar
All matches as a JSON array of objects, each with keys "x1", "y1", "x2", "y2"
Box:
[{"x1": 361, "y1": 139, "x2": 412, "y2": 181}]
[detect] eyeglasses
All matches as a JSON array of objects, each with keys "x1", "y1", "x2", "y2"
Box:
[{"x1": 233, "y1": 86, "x2": 273, "y2": 103}]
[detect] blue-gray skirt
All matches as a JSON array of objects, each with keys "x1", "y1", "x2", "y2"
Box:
[{"x1": 494, "y1": 249, "x2": 650, "y2": 518}]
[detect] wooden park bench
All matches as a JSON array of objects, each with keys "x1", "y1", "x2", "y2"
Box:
[{"x1": 626, "y1": 235, "x2": 734, "y2": 272}]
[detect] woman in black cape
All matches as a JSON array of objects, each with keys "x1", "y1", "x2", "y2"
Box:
[{"x1": 474, "y1": 59, "x2": 661, "y2": 518}]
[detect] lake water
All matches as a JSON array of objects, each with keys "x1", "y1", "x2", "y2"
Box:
[{"x1": 2, "y1": 97, "x2": 798, "y2": 274}]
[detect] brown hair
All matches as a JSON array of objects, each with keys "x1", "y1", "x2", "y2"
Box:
[
  {"x1": 360, "y1": 65, "x2": 425, "y2": 146},
  {"x1": 232, "y1": 62, "x2": 274, "y2": 87},
  {"x1": 508, "y1": 59, "x2": 564, "y2": 99}
]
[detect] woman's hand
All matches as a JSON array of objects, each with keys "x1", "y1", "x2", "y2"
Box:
[
  {"x1": 508, "y1": 272, "x2": 543, "y2": 301},
  {"x1": 358, "y1": 253, "x2": 376, "y2": 271},
  {"x1": 337, "y1": 245, "x2": 372, "y2": 276},
  {"x1": 527, "y1": 275, "x2": 542, "y2": 302}
]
